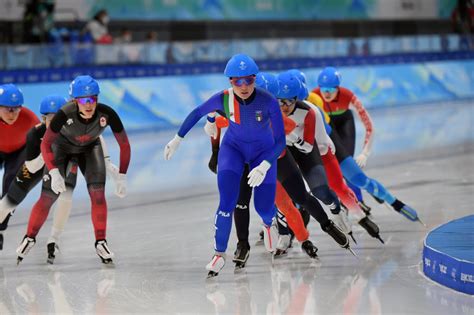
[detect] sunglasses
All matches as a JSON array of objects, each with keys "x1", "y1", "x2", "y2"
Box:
[
  {"x1": 0, "y1": 105, "x2": 22, "y2": 113},
  {"x1": 76, "y1": 96, "x2": 98, "y2": 105},
  {"x1": 320, "y1": 87, "x2": 338, "y2": 93},
  {"x1": 231, "y1": 76, "x2": 255, "y2": 87},
  {"x1": 278, "y1": 98, "x2": 296, "y2": 107}
]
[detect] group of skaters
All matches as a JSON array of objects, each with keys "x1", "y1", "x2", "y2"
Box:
[
  {"x1": 164, "y1": 53, "x2": 423, "y2": 278},
  {"x1": 0, "y1": 53, "x2": 422, "y2": 276},
  {"x1": 0, "y1": 76, "x2": 130, "y2": 264}
]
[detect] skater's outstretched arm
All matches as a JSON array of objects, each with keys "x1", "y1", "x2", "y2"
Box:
[
  {"x1": 178, "y1": 92, "x2": 224, "y2": 138},
  {"x1": 24, "y1": 125, "x2": 45, "y2": 174},
  {"x1": 97, "y1": 104, "x2": 131, "y2": 175},
  {"x1": 164, "y1": 92, "x2": 224, "y2": 160},
  {"x1": 349, "y1": 95, "x2": 373, "y2": 168},
  {"x1": 41, "y1": 110, "x2": 67, "y2": 172}
]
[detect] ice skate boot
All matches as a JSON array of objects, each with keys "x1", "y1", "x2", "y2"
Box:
[
  {"x1": 301, "y1": 240, "x2": 318, "y2": 259},
  {"x1": 322, "y1": 221, "x2": 357, "y2": 257},
  {"x1": 47, "y1": 242, "x2": 60, "y2": 264},
  {"x1": 262, "y1": 224, "x2": 278, "y2": 254},
  {"x1": 358, "y1": 201, "x2": 373, "y2": 218},
  {"x1": 333, "y1": 206, "x2": 357, "y2": 244},
  {"x1": 274, "y1": 234, "x2": 291, "y2": 257},
  {"x1": 16, "y1": 236, "x2": 36, "y2": 265},
  {"x1": 206, "y1": 253, "x2": 226, "y2": 278},
  {"x1": 399, "y1": 204, "x2": 420, "y2": 222},
  {"x1": 233, "y1": 242, "x2": 250, "y2": 270},
  {"x1": 358, "y1": 217, "x2": 384, "y2": 244},
  {"x1": 391, "y1": 200, "x2": 424, "y2": 225},
  {"x1": 95, "y1": 240, "x2": 114, "y2": 264}
]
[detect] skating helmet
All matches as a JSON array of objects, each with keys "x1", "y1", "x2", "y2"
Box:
[
  {"x1": 318, "y1": 67, "x2": 341, "y2": 88},
  {"x1": 40, "y1": 95, "x2": 68, "y2": 115},
  {"x1": 0, "y1": 83, "x2": 24, "y2": 107},
  {"x1": 288, "y1": 69, "x2": 307, "y2": 84},
  {"x1": 224, "y1": 54, "x2": 259, "y2": 77},
  {"x1": 298, "y1": 81, "x2": 309, "y2": 101},
  {"x1": 256, "y1": 72, "x2": 279, "y2": 97},
  {"x1": 276, "y1": 71, "x2": 301, "y2": 99},
  {"x1": 69, "y1": 75, "x2": 100, "y2": 98}
]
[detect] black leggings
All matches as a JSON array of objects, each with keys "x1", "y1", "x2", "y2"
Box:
[
  {"x1": 0, "y1": 160, "x2": 78, "y2": 231},
  {"x1": 233, "y1": 165, "x2": 252, "y2": 243},
  {"x1": 46, "y1": 138, "x2": 106, "y2": 190},
  {"x1": 233, "y1": 150, "x2": 333, "y2": 244},
  {"x1": 277, "y1": 150, "x2": 330, "y2": 227},
  {"x1": 330, "y1": 110, "x2": 356, "y2": 156},
  {"x1": 329, "y1": 129, "x2": 352, "y2": 163},
  {"x1": 0, "y1": 147, "x2": 26, "y2": 197},
  {"x1": 0, "y1": 148, "x2": 27, "y2": 230},
  {"x1": 288, "y1": 144, "x2": 340, "y2": 211}
]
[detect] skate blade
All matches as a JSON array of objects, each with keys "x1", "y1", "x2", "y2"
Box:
[
  {"x1": 348, "y1": 232, "x2": 357, "y2": 244},
  {"x1": 310, "y1": 256, "x2": 321, "y2": 266},
  {"x1": 346, "y1": 247, "x2": 359, "y2": 259},
  {"x1": 417, "y1": 217, "x2": 427, "y2": 227},
  {"x1": 274, "y1": 249, "x2": 288, "y2": 258},
  {"x1": 207, "y1": 271, "x2": 219, "y2": 279},
  {"x1": 234, "y1": 264, "x2": 246, "y2": 273},
  {"x1": 232, "y1": 252, "x2": 249, "y2": 264},
  {"x1": 16, "y1": 257, "x2": 23, "y2": 265},
  {"x1": 101, "y1": 258, "x2": 114, "y2": 265},
  {"x1": 47, "y1": 257, "x2": 55, "y2": 265},
  {"x1": 376, "y1": 235, "x2": 385, "y2": 244}
]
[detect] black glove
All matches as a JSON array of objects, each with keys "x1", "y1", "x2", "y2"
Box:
[{"x1": 208, "y1": 150, "x2": 219, "y2": 174}]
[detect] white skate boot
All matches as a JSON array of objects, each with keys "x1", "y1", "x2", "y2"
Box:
[
  {"x1": 333, "y1": 207, "x2": 357, "y2": 244},
  {"x1": 206, "y1": 253, "x2": 226, "y2": 278},
  {"x1": 274, "y1": 234, "x2": 291, "y2": 257},
  {"x1": 16, "y1": 236, "x2": 36, "y2": 265},
  {"x1": 262, "y1": 224, "x2": 278, "y2": 254},
  {"x1": 95, "y1": 240, "x2": 114, "y2": 264}
]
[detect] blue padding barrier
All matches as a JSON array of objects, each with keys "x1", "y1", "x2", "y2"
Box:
[
  {"x1": 1, "y1": 51, "x2": 473, "y2": 85},
  {"x1": 423, "y1": 215, "x2": 474, "y2": 295}
]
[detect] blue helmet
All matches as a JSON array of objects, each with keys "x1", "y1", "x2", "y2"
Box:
[
  {"x1": 224, "y1": 54, "x2": 259, "y2": 77},
  {"x1": 69, "y1": 75, "x2": 100, "y2": 98},
  {"x1": 0, "y1": 84, "x2": 24, "y2": 107},
  {"x1": 318, "y1": 67, "x2": 341, "y2": 88},
  {"x1": 298, "y1": 81, "x2": 309, "y2": 101},
  {"x1": 276, "y1": 71, "x2": 301, "y2": 99},
  {"x1": 256, "y1": 72, "x2": 279, "y2": 97},
  {"x1": 40, "y1": 95, "x2": 68, "y2": 115},
  {"x1": 288, "y1": 69, "x2": 307, "y2": 84}
]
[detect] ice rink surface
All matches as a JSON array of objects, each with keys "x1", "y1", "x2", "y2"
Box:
[{"x1": 0, "y1": 136, "x2": 473, "y2": 314}]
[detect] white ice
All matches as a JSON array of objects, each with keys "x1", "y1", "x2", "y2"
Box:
[{"x1": 0, "y1": 106, "x2": 473, "y2": 314}]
